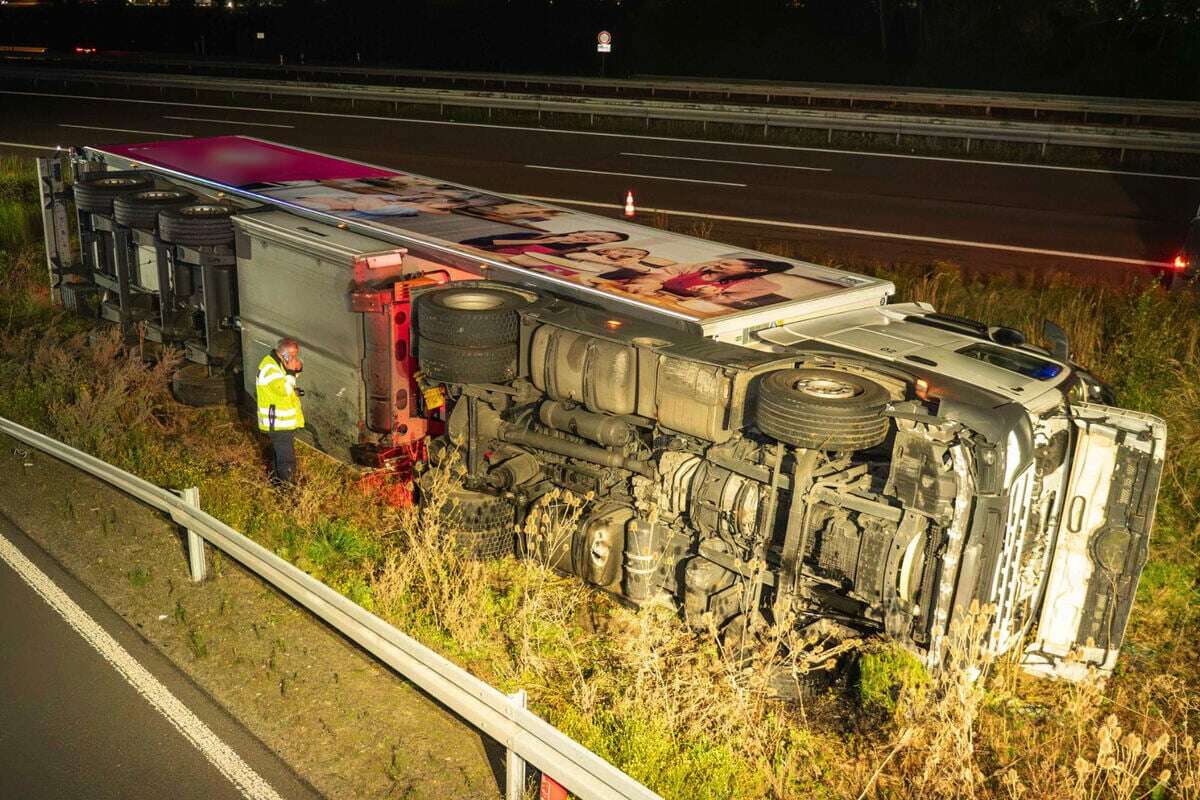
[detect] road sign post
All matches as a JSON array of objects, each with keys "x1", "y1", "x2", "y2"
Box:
[{"x1": 596, "y1": 30, "x2": 612, "y2": 76}]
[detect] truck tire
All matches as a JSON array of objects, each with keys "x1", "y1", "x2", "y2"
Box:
[
  {"x1": 445, "y1": 488, "x2": 516, "y2": 559},
  {"x1": 113, "y1": 189, "x2": 195, "y2": 229},
  {"x1": 158, "y1": 204, "x2": 236, "y2": 247},
  {"x1": 74, "y1": 172, "x2": 154, "y2": 214},
  {"x1": 754, "y1": 368, "x2": 890, "y2": 451},
  {"x1": 417, "y1": 337, "x2": 518, "y2": 385},
  {"x1": 415, "y1": 284, "x2": 528, "y2": 348},
  {"x1": 172, "y1": 363, "x2": 239, "y2": 407}
]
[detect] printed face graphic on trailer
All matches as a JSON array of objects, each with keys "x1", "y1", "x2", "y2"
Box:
[{"x1": 104, "y1": 135, "x2": 879, "y2": 322}]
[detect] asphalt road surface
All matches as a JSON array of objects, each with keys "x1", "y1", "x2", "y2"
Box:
[
  {"x1": 2, "y1": 87, "x2": 1199, "y2": 280},
  {"x1": 0, "y1": 513, "x2": 320, "y2": 800}
]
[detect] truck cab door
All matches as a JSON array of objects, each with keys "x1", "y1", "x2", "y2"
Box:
[{"x1": 1022, "y1": 403, "x2": 1166, "y2": 680}]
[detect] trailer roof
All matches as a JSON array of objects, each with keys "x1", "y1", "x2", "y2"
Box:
[{"x1": 95, "y1": 135, "x2": 892, "y2": 338}]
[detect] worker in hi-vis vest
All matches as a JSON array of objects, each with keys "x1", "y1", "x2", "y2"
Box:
[{"x1": 256, "y1": 337, "x2": 305, "y2": 484}]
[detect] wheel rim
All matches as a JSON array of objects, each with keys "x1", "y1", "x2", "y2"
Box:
[
  {"x1": 138, "y1": 191, "x2": 188, "y2": 201},
  {"x1": 94, "y1": 177, "x2": 144, "y2": 188},
  {"x1": 440, "y1": 291, "x2": 509, "y2": 311},
  {"x1": 792, "y1": 376, "x2": 861, "y2": 400},
  {"x1": 183, "y1": 204, "x2": 228, "y2": 215}
]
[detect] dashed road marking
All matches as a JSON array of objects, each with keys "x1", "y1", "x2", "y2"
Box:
[
  {"x1": 620, "y1": 151, "x2": 832, "y2": 172},
  {"x1": 58, "y1": 123, "x2": 190, "y2": 138},
  {"x1": 163, "y1": 115, "x2": 295, "y2": 129},
  {"x1": 525, "y1": 163, "x2": 746, "y2": 187}
]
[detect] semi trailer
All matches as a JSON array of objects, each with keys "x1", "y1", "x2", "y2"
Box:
[{"x1": 36, "y1": 135, "x2": 1165, "y2": 680}]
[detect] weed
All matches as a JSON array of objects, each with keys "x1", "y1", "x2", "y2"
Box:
[
  {"x1": 268, "y1": 638, "x2": 287, "y2": 672},
  {"x1": 128, "y1": 565, "x2": 150, "y2": 589},
  {"x1": 858, "y1": 643, "x2": 929, "y2": 714},
  {"x1": 385, "y1": 745, "x2": 406, "y2": 783},
  {"x1": 187, "y1": 628, "x2": 208, "y2": 659}
]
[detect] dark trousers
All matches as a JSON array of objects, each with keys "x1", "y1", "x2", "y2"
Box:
[{"x1": 268, "y1": 429, "x2": 297, "y2": 484}]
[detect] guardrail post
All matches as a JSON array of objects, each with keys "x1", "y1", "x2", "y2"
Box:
[
  {"x1": 506, "y1": 689, "x2": 527, "y2": 800},
  {"x1": 178, "y1": 486, "x2": 207, "y2": 582}
]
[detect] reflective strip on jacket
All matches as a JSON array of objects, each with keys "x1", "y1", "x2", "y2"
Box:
[{"x1": 256, "y1": 352, "x2": 304, "y2": 432}]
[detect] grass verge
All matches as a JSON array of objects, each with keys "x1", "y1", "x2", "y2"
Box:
[{"x1": 0, "y1": 157, "x2": 1198, "y2": 799}]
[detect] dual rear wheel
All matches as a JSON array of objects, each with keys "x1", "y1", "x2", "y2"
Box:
[{"x1": 415, "y1": 283, "x2": 531, "y2": 384}]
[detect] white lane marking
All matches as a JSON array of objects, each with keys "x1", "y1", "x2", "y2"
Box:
[
  {"x1": 526, "y1": 164, "x2": 745, "y2": 187},
  {"x1": 163, "y1": 115, "x2": 295, "y2": 129},
  {"x1": 621, "y1": 151, "x2": 832, "y2": 173},
  {"x1": 10, "y1": 89, "x2": 1194, "y2": 181},
  {"x1": 0, "y1": 530, "x2": 284, "y2": 800},
  {"x1": 0, "y1": 140, "x2": 57, "y2": 151},
  {"x1": 516, "y1": 194, "x2": 1173, "y2": 268},
  {"x1": 58, "y1": 123, "x2": 190, "y2": 138}
]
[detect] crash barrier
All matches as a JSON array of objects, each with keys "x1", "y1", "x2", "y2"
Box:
[
  {"x1": 5, "y1": 65, "x2": 1200, "y2": 161},
  {"x1": 0, "y1": 416, "x2": 662, "y2": 800},
  {"x1": 15, "y1": 52, "x2": 1200, "y2": 128}
]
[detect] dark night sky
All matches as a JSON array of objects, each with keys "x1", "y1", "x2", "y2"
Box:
[{"x1": 1, "y1": 0, "x2": 1198, "y2": 99}]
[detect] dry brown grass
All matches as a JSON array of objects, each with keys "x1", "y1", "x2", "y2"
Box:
[
  {"x1": 4, "y1": 313, "x2": 1194, "y2": 800},
  {"x1": 2, "y1": 162, "x2": 1198, "y2": 799},
  {"x1": 370, "y1": 454, "x2": 493, "y2": 645},
  {"x1": 0, "y1": 325, "x2": 181, "y2": 461}
]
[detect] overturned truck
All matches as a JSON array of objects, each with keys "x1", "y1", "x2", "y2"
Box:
[{"x1": 38, "y1": 136, "x2": 1165, "y2": 680}]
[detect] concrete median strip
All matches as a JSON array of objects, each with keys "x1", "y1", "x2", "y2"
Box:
[{"x1": 0, "y1": 529, "x2": 285, "y2": 800}]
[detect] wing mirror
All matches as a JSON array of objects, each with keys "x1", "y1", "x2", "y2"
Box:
[
  {"x1": 1041, "y1": 319, "x2": 1070, "y2": 362},
  {"x1": 987, "y1": 325, "x2": 1026, "y2": 347}
]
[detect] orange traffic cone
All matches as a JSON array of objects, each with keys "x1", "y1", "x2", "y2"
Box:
[
  {"x1": 623, "y1": 190, "x2": 635, "y2": 218},
  {"x1": 540, "y1": 775, "x2": 569, "y2": 800}
]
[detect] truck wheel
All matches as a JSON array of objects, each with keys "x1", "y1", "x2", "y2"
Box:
[
  {"x1": 448, "y1": 490, "x2": 515, "y2": 559},
  {"x1": 74, "y1": 172, "x2": 154, "y2": 214},
  {"x1": 417, "y1": 337, "x2": 518, "y2": 385},
  {"x1": 158, "y1": 204, "x2": 236, "y2": 247},
  {"x1": 172, "y1": 363, "x2": 239, "y2": 407},
  {"x1": 416, "y1": 284, "x2": 529, "y2": 348},
  {"x1": 754, "y1": 368, "x2": 890, "y2": 451},
  {"x1": 416, "y1": 483, "x2": 515, "y2": 559},
  {"x1": 113, "y1": 189, "x2": 195, "y2": 229}
]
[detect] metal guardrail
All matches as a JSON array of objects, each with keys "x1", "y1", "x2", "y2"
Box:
[
  {"x1": 7, "y1": 65, "x2": 1200, "y2": 158},
  {"x1": 14, "y1": 52, "x2": 1200, "y2": 124},
  {"x1": 0, "y1": 415, "x2": 662, "y2": 800}
]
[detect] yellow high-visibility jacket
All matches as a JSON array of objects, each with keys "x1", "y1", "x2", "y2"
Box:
[{"x1": 256, "y1": 352, "x2": 304, "y2": 432}]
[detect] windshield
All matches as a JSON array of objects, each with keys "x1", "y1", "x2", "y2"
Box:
[{"x1": 957, "y1": 343, "x2": 1063, "y2": 380}]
